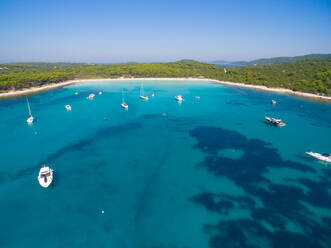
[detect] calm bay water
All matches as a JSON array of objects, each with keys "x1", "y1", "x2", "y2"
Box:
[{"x1": 0, "y1": 80, "x2": 330, "y2": 248}]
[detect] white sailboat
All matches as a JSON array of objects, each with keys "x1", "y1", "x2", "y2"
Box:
[
  {"x1": 88, "y1": 93, "x2": 95, "y2": 100},
  {"x1": 121, "y1": 90, "x2": 128, "y2": 109},
  {"x1": 175, "y1": 95, "x2": 184, "y2": 102},
  {"x1": 26, "y1": 97, "x2": 34, "y2": 124},
  {"x1": 38, "y1": 165, "x2": 54, "y2": 188},
  {"x1": 139, "y1": 83, "x2": 149, "y2": 100}
]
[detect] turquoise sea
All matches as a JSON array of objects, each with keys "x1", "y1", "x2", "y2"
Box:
[{"x1": 0, "y1": 80, "x2": 330, "y2": 248}]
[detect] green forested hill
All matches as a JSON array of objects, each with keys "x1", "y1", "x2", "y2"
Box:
[
  {"x1": 213, "y1": 54, "x2": 331, "y2": 66},
  {"x1": 0, "y1": 59, "x2": 330, "y2": 96},
  {"x1": 244, "y1": 54, "x2": 331, "y2": 66},
  {"x1": 223, "y1": 59, "x2": 331, "y2": 95}
]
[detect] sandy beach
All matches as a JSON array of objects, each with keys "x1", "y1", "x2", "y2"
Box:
[{"x1": 0, "y1": 77, "x2": 330, "y2": 102}]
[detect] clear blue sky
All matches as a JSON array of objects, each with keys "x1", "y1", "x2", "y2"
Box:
[{"x1": 0, "y1": 0, "x2": 330, "y2": 63}]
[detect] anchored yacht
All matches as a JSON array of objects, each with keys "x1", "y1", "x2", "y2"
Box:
[
  {"x1": 38, "y1": 165, "x2": 54, "y2": 188},
  {"x1": 88, "y1": 93, "x2": 95, "y2": 100},
  {"x1": 306, "y1": 152, "x2": 331, "y2": 163},
  {"x1": 175, "y1": 95, "x2": 184, "y2": 102},
  {"x1": 139, "y1": 83, "x2": 149, "y2": 100},
  {"x1": 265, "y1": 116, "x2": 286, "y2": 127},
  {"x1": 26, "y1": 97, "x2": 34, "y2": 124},
  {"x1": 121, "y1": 90, "x2": 128, "y2": 109}
]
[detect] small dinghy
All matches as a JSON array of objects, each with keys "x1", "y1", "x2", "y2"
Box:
[
  {"x1": 65, "y1": 105, "x2": 72, "y2": 111},
  {"x1": 152, "y1": 92, "x2": 155, "y2": 97},
  {"x1": 306, "y1": 152, "x2": 331, "y2": 163},
  {"x1": 271, "y1": 100, "x2": 276, "y2": 105},
  {"x1": 265, "y1": 116, "x2": 286, "y2": 127},
  {"x1": 38, "y1": 165, "x2": 54, "y2": 188},
  {"x1": 99, "y1": 91, "x2": 102, "y2": 95},
  {"x1": 195, "y1": 96, "x2": 200, "y2": 99},
  {"x1": 74, "y1": 92, "x2": 79, "y2": 95}
]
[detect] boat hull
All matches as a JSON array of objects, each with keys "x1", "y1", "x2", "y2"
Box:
[
  {"x1": 38, "y1": 167, "x2": 53, "y2": 188},
  {"x1": 121, "y1": 103, "x2": 128, "y2": 109},
  {"x1": 265, "y1": 116, "x2": 286, "y2": 127},
  {"x1": 175, "y1": 95, "x2": 183, "y2": 102},
  {"x1": 27, "y1": 116, "x2": 34, "y2": 124},
  {"x1": 306, "y1": 152, "x2": 331, "y2": 163}
]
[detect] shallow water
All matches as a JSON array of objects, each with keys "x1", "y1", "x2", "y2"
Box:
[{"x1": 0, "y1": 80, "x2": 330, "y2": 248}]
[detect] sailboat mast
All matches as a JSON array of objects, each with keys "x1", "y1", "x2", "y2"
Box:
[{"x1": 26, "y1": 97, "x2": 32, "y2": 116}]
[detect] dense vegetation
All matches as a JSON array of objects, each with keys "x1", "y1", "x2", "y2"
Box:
[
  {"x1": 0, "y1": 59, "x2": 330, "y2": 96},
  {"x1": 223, "y1": 59, "x2": 331, "y2": 95},
  {"x1": 213, "y1": 53, "x2": 331, "y2": 66}
]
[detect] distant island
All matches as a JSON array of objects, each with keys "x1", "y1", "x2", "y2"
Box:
[
  {"x1": 212, "y1": 53, "x2": 331, "y2": 66},
  {"x1": 0, "y1": 57, "x2": 330, "y2": 98}
]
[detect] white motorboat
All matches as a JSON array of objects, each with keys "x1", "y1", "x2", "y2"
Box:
[
  {"x1": 65, "y1": 105, "x2": 72, "y2": 111},
  {"x1": 265, "y1": 116, "x2": 286, "y2": 127},
  {"x1": 74, "y1": 92, "x2": 79, "y2": 95},
  {"x1": 99, "y1": 91, "x2": 102, "y2": 95},
  {"x1": 38, "y1": 165, "x2": 54, "y2": 188},
  {"x1": 121, "y1": 90, "x2": 128, "y2": 109},
  {"x1": 88, "y1": 93, "x2": 95, "y2": 100},
  {"x1": 195, "y1": 96, "x2": 200, "y2": 99},
  {"x1": 139, "y1": 83, "x2": 149, "y2": 100},
  {"x1": 152, "y1": 92, "x2": 155, "y2": 97},
  {"x1": 271, "y1": 100, "x2": 276, "y2": 105},
  {"x1": 175, "y1": 95, "x2": 184, "y2": 102},
  {"x1": 26, "y1": 97, "x2": 34, "y2": 124},
  {"x1": 306, "y1": 152, "x2": 331, "y2": 163}
]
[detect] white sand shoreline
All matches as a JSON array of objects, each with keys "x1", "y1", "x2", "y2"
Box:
[{"x1": 0, "y1": 77, "x2": 330, "y2": 102}]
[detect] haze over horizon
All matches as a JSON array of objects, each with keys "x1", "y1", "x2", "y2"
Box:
[{"x1": 0, "y1": 0, "x2": 330, "y2": 63}]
